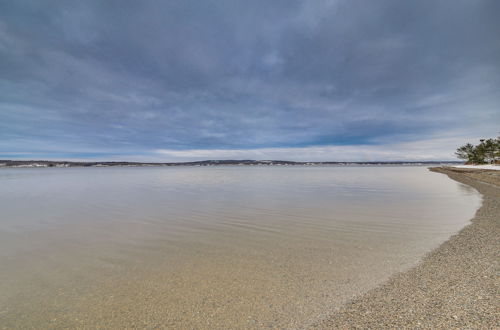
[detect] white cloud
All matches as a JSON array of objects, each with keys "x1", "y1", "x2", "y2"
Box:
[{"x1": 154, "y1": 137, "x2": 471, "y2": 162}]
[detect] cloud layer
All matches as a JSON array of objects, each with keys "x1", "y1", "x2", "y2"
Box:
[{"x1": 1, "y1": 0, "x2": 499, "y2": 161}]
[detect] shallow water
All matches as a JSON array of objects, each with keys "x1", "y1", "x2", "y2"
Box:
[{"x1": 0, "y1": 166, "x2": 481, "y2": 328}]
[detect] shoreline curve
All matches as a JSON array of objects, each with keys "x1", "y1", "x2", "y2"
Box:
[{"x1": 311, "y1": 167, "x2": 499, "y2": 329}]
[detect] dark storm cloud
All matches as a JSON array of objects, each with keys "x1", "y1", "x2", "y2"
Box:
[{"x1": 1, "y1": 0, "x2": 499, "y2": 160}]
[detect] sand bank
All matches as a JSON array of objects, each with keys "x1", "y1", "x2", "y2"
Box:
[{"x1": 312, "y1": 167, "x2": 499, "y2": 329}]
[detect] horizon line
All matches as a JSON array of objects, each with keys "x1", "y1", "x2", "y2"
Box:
[{"x1": 0, "y1": 159, "x2": 463, "y2": 164}]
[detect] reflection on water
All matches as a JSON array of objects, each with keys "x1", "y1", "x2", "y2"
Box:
[{"x1": 0, "y1": 166, "x2": 481, "y2": 328}]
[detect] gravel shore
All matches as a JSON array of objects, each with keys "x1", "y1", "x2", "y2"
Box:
[{"x1": 312, "y1": 167, "x2": 499, "y2": 329}]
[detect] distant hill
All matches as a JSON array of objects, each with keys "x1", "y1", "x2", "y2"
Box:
[{"x1": 0, "y1": 159, "x2": 463, "y2": 168}]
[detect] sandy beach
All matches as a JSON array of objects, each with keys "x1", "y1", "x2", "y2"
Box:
[{"x1": 313, "y1": 167, "x2": 499, "y2": 329}]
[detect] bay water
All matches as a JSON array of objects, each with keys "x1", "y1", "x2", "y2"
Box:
[{"x1": 0, "y1": 166, "x2": 481, "y2": 328}]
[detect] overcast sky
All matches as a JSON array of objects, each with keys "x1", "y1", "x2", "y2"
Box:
[{"x1": 1, "y1": 0, "x2": 499, "y2": 161}]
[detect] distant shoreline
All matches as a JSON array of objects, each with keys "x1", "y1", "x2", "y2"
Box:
[
  {"x1": 313, "y1": 166, "x2": 499, "y2": 328},
  {"x1": 0, "y1": 159, "x2": 463, "y2": 168}
]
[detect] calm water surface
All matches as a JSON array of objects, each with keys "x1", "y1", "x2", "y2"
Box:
[{"x1": 0, "y1": 166, "x2": 481, "y2": 328}]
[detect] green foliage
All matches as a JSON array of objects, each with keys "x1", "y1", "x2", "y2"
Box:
[{"x1": 455, "y1": 137, "x2": 500, "y2": 164}]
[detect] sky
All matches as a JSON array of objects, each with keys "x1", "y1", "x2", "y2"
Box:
[{"x1": 1, "y1": 0, "x2": 499, "y2": 162}]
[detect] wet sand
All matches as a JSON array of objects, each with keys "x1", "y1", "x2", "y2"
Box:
[{"x1": 313, "y1": 167, "x2": 500, "y2": 329}]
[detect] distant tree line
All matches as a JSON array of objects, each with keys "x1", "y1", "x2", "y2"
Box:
[{"x1": 455, "y1": 137, "x2": 500, "y2": 164}]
